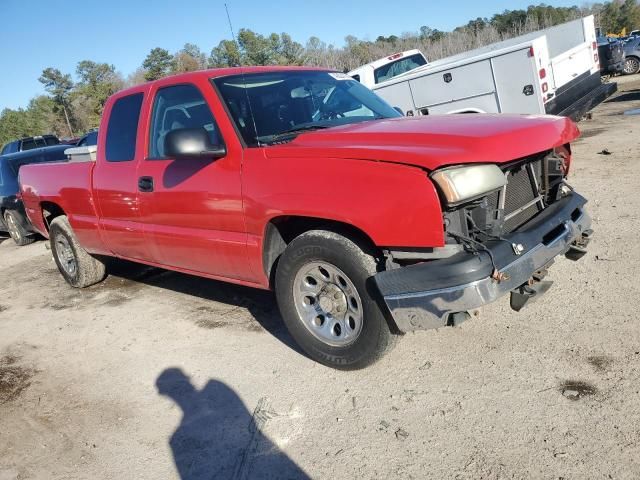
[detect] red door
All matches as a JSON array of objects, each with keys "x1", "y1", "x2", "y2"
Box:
[
  {"x1": 93, "y1": 89, "x2": 151, "y2": 261},
  {"x1": 135, "y1": 80, "x2": 253, "y2": 282}
]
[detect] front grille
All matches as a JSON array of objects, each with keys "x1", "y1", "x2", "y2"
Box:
[
  {"x1": 502, "y1": 160, "x2": 544, "y2": 232},
  {"x1": 444, "y1": 152, "x2": 566, "y2": 244},
  {"x1": 482, "y1": 157, "x2": 546, "y2": 233}
]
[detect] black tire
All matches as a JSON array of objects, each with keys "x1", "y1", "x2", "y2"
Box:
[
  {"x1": 275, "y1": 230, "x2": 394, "y2": 370},
  {"x1": 624, "y1": 56, "x2": 640, "y2": 75},
  {"x1": 49, "y1": 216, "x2": 107, "y2": 288},
  {"x1": 3, "y1": 210, "x2": 35, "y2": 246}
]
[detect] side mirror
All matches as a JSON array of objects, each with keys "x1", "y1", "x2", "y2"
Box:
[
  {"x1": 393, "y1": 106, "x2": 405, "y2": 116},
  {"x1": 164, "y1": 128, "x2": 226, "y2": 159}
]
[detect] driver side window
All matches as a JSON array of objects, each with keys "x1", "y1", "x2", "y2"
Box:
[{"x1": 148, "y1": 84, "x2": 220, "y2": 159}]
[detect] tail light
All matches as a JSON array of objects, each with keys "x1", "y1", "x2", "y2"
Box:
[
  {"x1": 529, "y1": 47, "x2": 534, "y2": 57},
  {"x1": 592, "y1": 41, "x2": 597, "y2": 50},
  {"x1": 594, "y1": 53, "x2": 599, "y2": 64},
  {"x1": 542, "y1": 82, "x2": 548, "y2": 93},
  {"x1": 539, "y1": 68, "x2": 546, "y2": 79}
]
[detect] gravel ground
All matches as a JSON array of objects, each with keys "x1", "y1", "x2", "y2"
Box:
[{"x1": 1, "y1": 76, "x2": 640, "y2": 480}]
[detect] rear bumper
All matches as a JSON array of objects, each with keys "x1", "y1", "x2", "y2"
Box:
[
  {"x1": 601, "y1": 60, "x2": 625, "y2": 75},
  {"x1": 375, "y1": 193, "x2": 591, "y2": 332}
]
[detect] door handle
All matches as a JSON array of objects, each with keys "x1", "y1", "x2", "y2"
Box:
[{"x1": 138, "y1": 176, "x2": 154, "y2": 192}]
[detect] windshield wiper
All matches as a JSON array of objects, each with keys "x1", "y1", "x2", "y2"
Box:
[
  {"x1": 258, "y1": 124, "x2": 332, "y2": 144},
  {"x1": 280, "y1": 124, "x2": 332, "y2": 135}
]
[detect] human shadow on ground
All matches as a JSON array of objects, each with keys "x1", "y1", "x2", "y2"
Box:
[{"x1": 156, "y1": 368, "x2": 309, "y2": 480}]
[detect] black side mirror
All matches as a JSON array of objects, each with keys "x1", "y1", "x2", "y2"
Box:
[
  {"x1": 393, "y1": 106, "x2": 405, "y2": 116},
  {"x1": 164, "y1": 128, "x2": 226, "y2": 160}
]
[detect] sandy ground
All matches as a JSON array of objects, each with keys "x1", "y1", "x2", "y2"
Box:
[{"x1": 1, "y1": 76, "x2": 640, "y2": 480}]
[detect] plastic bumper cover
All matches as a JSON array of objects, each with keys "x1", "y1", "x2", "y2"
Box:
[{"x1": 375, "y1": 193, "x2": 591, "y2": 332}]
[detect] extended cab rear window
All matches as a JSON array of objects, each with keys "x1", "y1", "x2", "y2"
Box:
[{"x1": 106, "y1": 93, "x2": 144, "y2": 162}]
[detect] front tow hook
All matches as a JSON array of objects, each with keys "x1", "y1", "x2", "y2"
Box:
[
  {"x1": 510, "y1": 280, "x2": 554, "y2": 312},
  {"x1": 565, "y1": 228, "x2": 594, "y2": 261}
]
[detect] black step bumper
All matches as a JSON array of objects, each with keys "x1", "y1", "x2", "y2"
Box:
[
  {"x1": 375, "y1": 193, "x2": 591, "y2": 332},
  {"x1": 545, "y1": 70, "x2": 617, "y2": 121}
]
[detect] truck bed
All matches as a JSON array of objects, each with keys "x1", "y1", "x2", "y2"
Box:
[{"x1": 19, "y1": 161, "x2": 102, "y2": 249}]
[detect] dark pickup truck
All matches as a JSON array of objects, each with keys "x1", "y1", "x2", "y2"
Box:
[
  {"x1": 597, "y1": 36, "x2": 625, "y2": 75},
  {"x1": 1, "y1": 134, "x2": 61, "y2": 155},
  {"x1": 0, "y1": 142, "x2": 68, "y2": 244}
]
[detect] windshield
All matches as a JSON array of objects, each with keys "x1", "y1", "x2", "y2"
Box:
[
  {"x1": 374, "y1": 53, "x2": 427, "y2": 84},
  {"x1": 212, "y1": 71, "x2": 401, "y2": 146}
]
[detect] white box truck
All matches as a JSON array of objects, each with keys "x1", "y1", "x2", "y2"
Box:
[{"x1": 350, "y1": 16, "x2": 616, "y2": 120}]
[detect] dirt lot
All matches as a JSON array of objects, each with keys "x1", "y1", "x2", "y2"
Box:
[{"x1": 1, "y1": 77, "x2": 640, "y2": 480}]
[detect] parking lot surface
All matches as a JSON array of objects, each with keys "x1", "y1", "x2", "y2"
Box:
[{"x1": 1, "y1": 77, "x2": 640, "y2": 479}]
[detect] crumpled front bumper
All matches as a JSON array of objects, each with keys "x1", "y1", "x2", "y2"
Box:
[{"x1": 375, "y1": 193, "x2": 592, "y2": 332}]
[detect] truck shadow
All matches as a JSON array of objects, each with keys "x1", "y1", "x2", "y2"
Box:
[
  {"x1": 156, "y1": 367, "x2": 309, "y2": 480},
  {"x1": 0, "y1": 233, "x2": 9, "y2": 245},
  {"x1": 103, "y1": 259, "x2": 305, "y2": 356},
  {"x1": 605, "y1": 88, "x2": 640, "y2": 103}
]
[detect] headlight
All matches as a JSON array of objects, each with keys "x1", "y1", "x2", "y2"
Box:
[{"x1": 431, "y1": 164, "x2": 507, "y2": 205}]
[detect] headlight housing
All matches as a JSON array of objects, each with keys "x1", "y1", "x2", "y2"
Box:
[{"x1": 431, "y1": 164, "x2": 507, "y2": 206}]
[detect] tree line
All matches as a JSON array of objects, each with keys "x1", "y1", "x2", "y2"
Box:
[{"x1": 1, "y1": 1, "x2": 639, "y2": 147}]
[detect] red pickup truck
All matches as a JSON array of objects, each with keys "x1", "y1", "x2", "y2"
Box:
[{"x1": 19, "y1": 67, "x2": 592, "y2": 369}]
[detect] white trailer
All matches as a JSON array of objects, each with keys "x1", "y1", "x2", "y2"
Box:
[{"x1": 354, "y1": 16, "x2": 616, "y2": 120}]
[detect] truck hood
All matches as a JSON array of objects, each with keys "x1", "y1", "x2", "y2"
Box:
[{"x1": 263, "y1": 114, "x2": 580, "y2": 171}]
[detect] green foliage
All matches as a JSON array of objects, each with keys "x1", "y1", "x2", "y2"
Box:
[
  {"x1": 209, "y1": 39, "x2": 242, "y2": 67},
  {"x1": 376, "y1": 35, "x2": 399, "y2": 44},
  {"x1": 38, "y1": 67, "x2": 74, "y2": 102},
  {"x1": 38, "y1": 67, "x2": 76, "y2": 136},
  {"x1": 208, "y1": 29, "x2": 304, "y2": 67},
  {"x1": 142, "y1": 48, "x2": 174, "y2": 81},
  {"x1": 74, "y1": 61, "x2": 123, "y2": 128},
  {"x1": 598, "y1": 0, "x2": 640, "y2": 33},
  {"x1": 419, "y1": 26, "x2": 446, "y2": 41},
  {"x1": 173, "y1": 43, "x2": 208, "y2": 73}
]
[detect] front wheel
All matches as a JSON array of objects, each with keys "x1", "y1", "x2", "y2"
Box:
[
  {"x1": 275, "y1": 230, "x2": 394, "y2": 370},
  {"x1": 50, "y1": 216, "x2": 107, "y2": 288},
  {"x1": 624, "y1": 57, "x2": 640, "y2": 75}
]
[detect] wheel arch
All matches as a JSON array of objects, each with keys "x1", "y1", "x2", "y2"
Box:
[
  {"x1": 40, "y1": 201, "x2": 66, "y2": 232},
  {"x1": 262, "y1": 215, "x2": 381, "y2": 287}
]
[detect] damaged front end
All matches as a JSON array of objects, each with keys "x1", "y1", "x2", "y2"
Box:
[{"x1": 375, "y1": 149, "x2": 593, "y2": 332}]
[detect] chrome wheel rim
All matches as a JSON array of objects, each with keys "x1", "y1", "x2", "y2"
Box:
[
  {"x1": 55, "y1": 235, "x2": 77, "y2": 276},
  {"x1": 293, "y1": 261, "x2": 363, "y2": 347},
  {"x1": 5, "y1": 213, "x2": 20, "y2": 242},
  {"x1": 624, "y1": 58, "x2": 639, "y2": 74}
]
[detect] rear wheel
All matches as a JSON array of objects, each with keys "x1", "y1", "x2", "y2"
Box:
[
  {"x1": 3, "y1": 210, "x2": 35, "y2": 246},
  {"x1": 49, "y1": 216, "x2": 107, "y2": 288},
  {"x1": 275, "y1": 230, "x2": 394, "y2": 370},
  {"x1": 624, "y1": 56, "x2": 640, "y2": 75}
]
